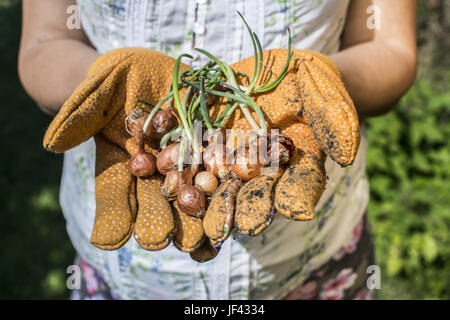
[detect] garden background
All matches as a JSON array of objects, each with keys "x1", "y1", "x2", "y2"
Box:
[{"x1": 0, "y1": 0, "x2": 448, "y2": 299}]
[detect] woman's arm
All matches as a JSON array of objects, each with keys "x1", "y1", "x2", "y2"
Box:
[
  {"x1": 330, "y1": 0, "x2": 418, "y2": 117},
  {"x1": 18, "y1": 0, "x2": 100, "y2": 115}
]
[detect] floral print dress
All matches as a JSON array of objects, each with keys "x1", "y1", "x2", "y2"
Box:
[
  {"x1": 72, "y1": 214, "x2": 375, "y2": 300},
  {"x1": 65, "y1": 0, "x2": 373, "y2": 300}
]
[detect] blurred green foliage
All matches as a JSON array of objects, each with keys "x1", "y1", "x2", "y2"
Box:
[
  {"x1": 365, "y1": 0, "x2": 450, "y2": 299},
  {"x1": 367, "y1": 78, "x2": 450, "y2": 299},
  {"x1": 0, "y1": 0, "x2": 448, "y2": 299}
]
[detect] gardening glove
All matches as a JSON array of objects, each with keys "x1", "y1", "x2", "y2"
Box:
[
  {"x1": 203, "y1": 49, "x2": 360, "y2": 240},
  {"x1": 172, "y1": 196, "x2": 220, "y2": 261},
  {"x1": 43, "y1": 48, "x2": 195, "y2": 251},
  {"x1": 172, "y1": 201, "x2": 206, "y2": 253},
  {"x1": 190, "y1": 238, "x2": 221, "y2": 263}
]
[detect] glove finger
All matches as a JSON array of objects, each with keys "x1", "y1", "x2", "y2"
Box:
[
  {"x1": 203, "y1": 179, "x2": 242, "y2": 243},
  {"x1": 280, "y1": 122, "x2": 323, "y2": 159},
  {"x1": 173, "y1": 202, "x2": 205, "y2": 253},
  {"x1": 90, "y1": 135, "x2": 137, "y2": 250},
  {"x1": 133, "y1": 175, "x2": 176, "y2": 251},
  {"x1": 190, "y1": 240, "x2": 220, "y2": 263},
  {"x1": 297, "y1": 52, "x2": 360, "y2": 166},
  {"x1": 274, "y1": 151, "x2": 326, "y2": 221},
  {"x1": 44, "y1": 58, "x2": 131, "y2": 153},
  {"x1": 234, "y1": 168, "x2": 283, "y2": 236},
  {"x1": 231, "y1": 49, "x2": 359, "y2": 166}
]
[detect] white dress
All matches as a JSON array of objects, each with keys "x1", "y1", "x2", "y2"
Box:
[{"x1": 61, "y1": 0, "x2": 369, "y2": 299}]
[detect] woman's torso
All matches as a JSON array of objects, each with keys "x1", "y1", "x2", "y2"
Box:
[{"x1": 61, "y1": 0, "x2": 369, "y2": 299}]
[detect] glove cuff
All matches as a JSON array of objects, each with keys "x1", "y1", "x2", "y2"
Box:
[
  {"x1": 297, "y1": 49, "x2": 342, "y2": 80},
  {"x1": 87, "y1": 48, "x2": 136, "y2": 78}
]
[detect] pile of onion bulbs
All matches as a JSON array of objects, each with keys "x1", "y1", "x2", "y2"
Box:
[
  {"x1": 124, "y1": 13, "x2": 293, "y2": 219},
  {"x1": 126, "y1": 104, "x2": 294, "y2": 219}
]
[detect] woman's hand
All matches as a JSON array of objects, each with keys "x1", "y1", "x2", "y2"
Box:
[
  {"x1": 330, "y1": 0, "x2": 418, "y2": 117},
  {"x1": 18, "y1": 0, "x2": 100, "y2": 115},
  {"x1": 43, "y1": 48, "x2": 193, "y2": 251}
]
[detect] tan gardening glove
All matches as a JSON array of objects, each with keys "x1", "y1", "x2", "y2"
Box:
[
  {"x1": 203, "y1": 49, "x2": 360, "y2": 242},
  {"x1": 43, "y1": 48, "x2": 198, "y2": 251}
]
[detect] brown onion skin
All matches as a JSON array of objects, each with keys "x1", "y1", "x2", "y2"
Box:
[
  {"x1": 269, "y1": 133, "x2": 295, "y2": 159},
  {"x1": 128, "y1": 152, "x2": 156, "y2": 177},
  {"x1": 203, "y1": 143, "x2": 231, "y2": 180},
  {"x1": 206, "y1": 93, "x2": 220, "y2": 107},
  {"x1": 128, "y1": 131, "x2": 157, "y2": 177},
  {"x1": 176, "y1": 185, "x2": 206, "y2": 217},
  {"x1": 267, "y1": 143, "x2": 290, "y2": 166},
  {"x1": 230, "y1": 134, "x2": 293, "y2": 180},
  {"x1": 126, "y1": 109, "x2": 150, "y2": 138},
  {"x1": 262, "y1": 133, "x2": 294, "y2": 167},
  {"x1": 156, "y1": 143, "x2": 180, "y2": 175},
  {"x1": 205, "y1": 84, "x2": 226, "y2": 106},
  {"x1": 231, "y1": 140, "x2": 265, "y2": 181},
  {"x1": 231, "y1": 154, "x2": 263, "y2": 181},
  {"x1": 161, "y1": 169, "x2": 193, "y2": 199},
  {"x1": 151, "y1": 109, "x2": 178, "y2": 137}
]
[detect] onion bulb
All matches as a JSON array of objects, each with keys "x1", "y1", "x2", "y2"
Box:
[
  {"x1": 231, "y1": 139, "x2": 266, "y2": 181},
  {"x1": 161, "y1": 169, "x2": 193, "y2": 199},
  {"x1": 267, "y1": 133, "x2": 294, "y2": 166},
  {"x1": 230, "y1": 133, "x2": 294, "y2": 180},
  {"x1": 125, "y1": 108, "x2": 149, "y2": 138},
  {"x1": 156, "y1": 143, "x2": 180, "y2": 175},
  {"x1": 194, "y1": 171, "x2": 218, "y2": 196},
  {"x1": 275, "y1": 134, "x2": 295, "y2": 158},
  {"x1": 151, "y1": 109, "x2": 178, "y2": 137},
  {"x1": 203, "y1": 143, "x2": 231, "y2": 181},
  {"x1": 268, "y1": 143, "x2": 290, "y2": 166},
  {"x1": 128, "y1": 132, "x2": 156, "y2": 177},
  {"x1": 231, "y1": 153, "x2": 263, "y2": 181},
  {"x1": 176, "y1": 185, "x2": 206, "y2": 217}
]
